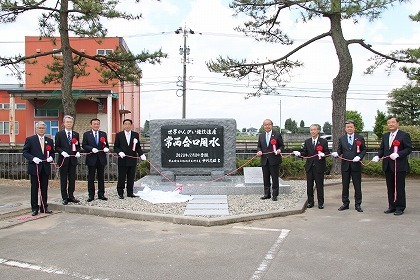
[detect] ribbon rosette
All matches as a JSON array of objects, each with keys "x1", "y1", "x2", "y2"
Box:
[
  {"x1": 316, "y1": 145, "x2": 323, "y2": 159},
  {"x1": 270, "y1": 139, "x2": 277, "y2": 153},
  {"x1": 100, "y1": 136, "x2": 106, "y2": 148},
  {"x1": 356, "y1": 140, "x2": 362, "y2": 153},
  {"x1": 132, "y1": 138, "x2": 138, "y2": 151},
  {"x1": 71, "y1": 138, "x2": 78, "y2": 151},
  {"x1": 393, "y1": 139, "x2": 400, "y2": 153},
  {"x1": 45, "y1": 144, "x2": 51, "y2": 157}
]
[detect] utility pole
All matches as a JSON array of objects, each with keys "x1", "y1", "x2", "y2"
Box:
[
  {"x1": 175, "y1": 26, "x2": 194, "y2": 119},
  {"x1": 279, "y1": 100, "x2": 282, "y2": 133}
]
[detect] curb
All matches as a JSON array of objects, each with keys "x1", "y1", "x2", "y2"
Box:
[{"x1": 48, "y1": 193, "x2": 308, "y2": 227}]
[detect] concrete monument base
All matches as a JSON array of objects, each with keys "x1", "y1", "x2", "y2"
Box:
[{"x1": 134, "y1": 175, "x2": 264, "y2": 195}]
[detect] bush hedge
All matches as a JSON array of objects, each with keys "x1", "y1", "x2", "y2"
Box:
[{"x1": 140, "y1": 157, "x2": 420, "y2": 178}]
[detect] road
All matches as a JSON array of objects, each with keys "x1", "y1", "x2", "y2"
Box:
[{"x1": 0, "y1": 179, "x2": 419, "y2": 280}]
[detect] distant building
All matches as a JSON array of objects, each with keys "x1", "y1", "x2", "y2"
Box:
[{"x1": 1, "y1": 36, "x2": 141, "y2": 147}]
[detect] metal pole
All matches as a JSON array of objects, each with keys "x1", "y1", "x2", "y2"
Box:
[
  {"x1": 182, "y1": 30, "x2": 187, "y2": 119},
  {"x1": 279, "y1": 100, "x2": 282, "y2": 133}
]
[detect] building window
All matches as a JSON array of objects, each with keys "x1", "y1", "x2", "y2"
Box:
[
  {"x1": 0, "y1": 103, "x2": 25, "y2": 110},
  {"x1": 37, "y1": 121, "x2": 59, "y2": 137},
  {"x1": 35, "y1": 109, "x2": 59, "y2": 117},
  {"x1": 16, "y1": 104, "x2": 26, "y2": 110},
  {"x1": 97, "y1": 49, "x2": 113, "y2": 56},
  {"x1": 0, "y1": 121, "x2": 18, "y2": 135}
]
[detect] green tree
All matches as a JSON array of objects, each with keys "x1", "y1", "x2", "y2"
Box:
[
  {"x1": 323, "y1": 122, "x2": 332, "y2": 134},
  {"x1": 285, "y1": 118, "x2": 297, "y2": 133},
  {"x1": 346, "y1": 110, "x2": 364, "y2": 133},
  {"x1": 387, "y1": 84, "x2": 420, "y2": 125},
  {"x1": 299, "y1": 120, "x2": 305, "y2": 128},
  {"x1": 206, "y1": 0, "x2": 418, "y2": 173},
  {"x1": 143, "y1": 120, "x2": 150, "y2": 133},
  {"x1": 373, "y1": 110, "x2": 387, "y2": 140},
  {"x1": 242, "y1": 128, "x2": 246, "y2": 132},
  {"x1": 0, "y1": 0, "x2": 166, "y2": 117}
]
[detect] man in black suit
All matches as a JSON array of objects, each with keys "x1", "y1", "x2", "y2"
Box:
[
  {"x1": 82, "y1": 118, "x2": 110, "y2": 202},
  {"x1": 23, "y1": 121, "x2": 55, "y2": 216},
  {"x1": 256, "y1": 119, "x2": 285, "y2": 201},
  {"x1": 114, "y1": 119, "x2": 146, "y2": 199},
  {"x1": 54, "y1": 115, "x2": 81, "y2": 205},
  {"x1": 332, "y1": 120, "x2": 366, "y2": 212},
  {"x1": 293, "y1": 124, "x2": 330, "y2": 209},
  {"x1": 372, "y1": 117, "x2": 412, "y2": 216}
]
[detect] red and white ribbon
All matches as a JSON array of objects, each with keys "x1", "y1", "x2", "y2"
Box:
[{"x1": 132, "y1": 138, "x2": 138, "y2": 151}]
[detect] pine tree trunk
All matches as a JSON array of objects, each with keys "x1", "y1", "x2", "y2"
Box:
[
  {"x1": 329, "y1": 9, "x2": 353, "y2": 174},
  {"x1": 59, "y1": 0, "x2": 76, "y2": 119}
]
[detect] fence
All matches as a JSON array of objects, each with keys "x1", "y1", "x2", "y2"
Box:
[
  {"x1": 0, "y1": 153, "x2": 147, "y2": 181},
  {"x1": 1, "y1": 150, "x2": 419, "y2": 181}
]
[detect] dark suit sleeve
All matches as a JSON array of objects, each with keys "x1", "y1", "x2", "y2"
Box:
[
  {"x1": 22, "y1": 136, "x2": 35, "y2": 162},
  {"x1": 114, "y1": 132, "x2": 122, "y2": 154},
  {"x1": 398, "y1": 132, "x2": 413, "y2": 158},
  {"x1": 82, "y1": 131, "x2": 93, "y2": 152},
  {"x1": 55, "y1": 131, "x2": 64, "y2": 154},
  {"x1": 337, "y1": 136, "x2": 343, "y2": 155}
]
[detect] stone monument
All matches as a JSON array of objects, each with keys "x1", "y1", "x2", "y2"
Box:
[{"x1": 149, "y1": 118, "x2": 237, "y2": 181}]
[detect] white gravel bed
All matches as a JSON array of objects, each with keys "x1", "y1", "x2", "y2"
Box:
[{"x1": 53, "y1": 179, "x2": 341, "y2": 217}]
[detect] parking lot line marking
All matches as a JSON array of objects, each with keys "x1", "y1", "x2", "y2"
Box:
[
  {"x1": 232, "y1": 226, "x2": 282, "y2": 232},
  {"x1": 0, "y1": 257, "x2": 108, "y2": 280},
  {"x1": 250, "y1": 229, "x2": 290, "y2": 280}
]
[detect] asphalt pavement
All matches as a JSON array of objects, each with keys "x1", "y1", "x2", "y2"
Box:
[{"x1": 0, "y1": 178, "x2": 419, "y2": 280}]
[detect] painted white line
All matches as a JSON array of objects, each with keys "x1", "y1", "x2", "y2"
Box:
[
  {"x1": 232, "y1": 226, "x2": 282, "y2": 232},
  {"x1": 250, "y1": 229, "x2": 290, "y2": 280},
  {"x1": 0, "y1": 257, "x2": 108, "y2": 280}
]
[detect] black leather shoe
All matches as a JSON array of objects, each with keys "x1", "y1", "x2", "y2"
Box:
[
  {"x1": 318, "y1": 205, "x2": 324, "y2": 209},
  {"x1": 127, "y1": 194, "x2": 137, "y2": 198},
  {"x1": 260, "y1": 196, "x2": 271, "y2": 200},
  {"x1": 41, "y1": 210, "x2": 53, "y2": 214},
  {"x1": 394, "y1": 210, "x2": 404, "y2": 216},
  {"x1": 384, "y1": 208, "x2": 396, "y2": 214},
  {"x1": 272, "y1": 196, "x2": 278, "y2": 201},
  {"x1": 118, "y1": 195, "x2": 124, "y2": 199},
  {"x1": 338, "y1": 205, "x2": 349, "y2": 211},
  {"x1": 31, "y1": 210, "x2": 38, "y2": 216},
  {"x1": 307, "y1": 204, "x2": 314, "y2": 208},
  {"x1": 87, "y1": 197, "x2": 94, "y2": 202},
  {"x1": 68, "y1": 198, "x2": 80, "y2": 203},
  {"x1": 62, "y1": 199, "x2": 68, "y2": 205},
  {"x1": 355, "y1": 206, "x2": 363, "y2": 212},
  {"x1": 98, "y1": 196, "x2": 108, "y2": 201}
]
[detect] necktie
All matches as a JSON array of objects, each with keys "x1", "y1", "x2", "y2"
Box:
[
  {"x1": 95, "y1": 132, "x2": 98, "y2": 145},
  {"x1": 313, "y1": 139, "x2": 316, "y2": 148},
  {"x1": 348, "y1": 135, "x2": 352, "y2": 149},
  {"x1": 266, "y1": 133, "x2": 269, "y2": 146},
  {"x1": 40, "y1": 137, "x2": 44, "y2": 153},
  {"x1": 67, "y1": 131, "x2": 71, "y2": 144},
  {"x1": 389, "y1": 133, "x2": 394, "y2": 147}
]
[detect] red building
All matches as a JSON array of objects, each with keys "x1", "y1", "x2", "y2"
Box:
[{"x1": 1, "y1": 36, "x2": 141, "y2": 147}]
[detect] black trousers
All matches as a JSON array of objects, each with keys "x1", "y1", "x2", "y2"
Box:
[
  {"x1": 385, "y1": 170, "x2": 406, "y2": 211},
  {"x1": 117, "y1": 165, "x2": 136, "y2": 196},
  {"x1": 306, "y1": 167, "x2": 324, "y2": 206},
  {"x1": 87, "y1": 163, "x2": 105, "y2": 198},
  {"x1": 30, "y1": 172, "x2": 49, "y2": 212},
  {"x1": 341, "y1": 168, "x2": 362, "y2": 206},
  {"x1": 262, "y1": 163, "x2": 280, "y2": 197},
  {"x1": 59, "y1": 163, "x2": 77, "y2": 200}
]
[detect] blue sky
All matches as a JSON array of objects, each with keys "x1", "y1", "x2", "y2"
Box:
[{"x1": 1, "y1": 0, "x2": 419, "y2": 131}]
